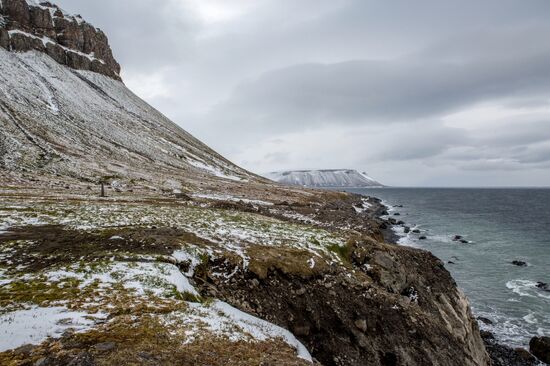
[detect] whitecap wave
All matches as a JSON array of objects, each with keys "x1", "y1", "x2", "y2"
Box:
[{"x1": 506, "y1": 279, "x2": 538, "y2": 298}]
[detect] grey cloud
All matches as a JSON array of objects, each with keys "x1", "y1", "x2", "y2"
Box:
[
  {"x1": 208, "y1": 47, "x2": 550, "y2": 133},
  {"x1": 55, "y1": 0, "x2": 198, "y2": 73},
  {"x1": 51, "y1": 0, "x2": 550, "y2": 186}
]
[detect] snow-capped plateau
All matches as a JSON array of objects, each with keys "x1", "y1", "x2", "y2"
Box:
[{"x1": 265, "y1": 169, "x2": 385, "y2": 188}]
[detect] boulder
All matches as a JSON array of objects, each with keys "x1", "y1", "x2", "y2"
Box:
[
  {"x1": 412, "y1": 229, "x2": 421, "y2": 234},
  {"x1": 511, "y1": 260, "x2": 527, "y2": 267},
  {"x1": 45, "y1": 42, "x2": 66, "y2": 64},
  {"x1": 459, "y1": 239, "x2": 469, "y2": 244},
  {"x1": 94, "y1": 341, "x2": 116, "y2": 352},
  {"x1": 292, "y1": 324, "x2": 310, "y2": 337},
  {"x1": 65, "y1": 50, "x2": 91, "y2": 71},
  {"x1": 3, "y1": 0, "x2": 30, "y2": 28},
  {"x1": 477, "y1": 317, "x2": 493, "y2": 325},
  {"x1": 536, "y1": 282, "x2": 549, "y2": 292},
  {"x1": 29, "y1": 6, "x2": 54, "y2": 33},
  {"x1": 418, "y1": 236, "x2": 427, "y2": 240},
  {"x1": 403, "y1": 226, "x2": 410, "y2": 234},
  {"x1": 0, "y1": 28, "x2": 9, "y2": 49},
  {"x1": 453, "y1": 235, "x2": 463, "y2": 241},
  {"x1": 529, "y1": 336, "x2": 550, "y2": 364},
  {"x1": 9, "y1": 32, "x2": 46, "y2": 52},
  {"x1": 354, "y1": 318, "x2": 367, "y2": 332}
]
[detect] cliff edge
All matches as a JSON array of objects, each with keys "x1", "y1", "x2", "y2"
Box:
[{"x1": 0, "y1": 0, "x2": 120, "y2": 80}]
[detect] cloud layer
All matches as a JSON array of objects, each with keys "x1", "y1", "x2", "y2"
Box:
[{"x1": 55, "y1": 0, "x2": 550, "y2": 186}]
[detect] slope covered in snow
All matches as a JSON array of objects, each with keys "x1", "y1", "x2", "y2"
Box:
[
  {"x1": 0, "y1": 48, "x2": 253, "y2": 185},
  {"x1": 265, "y1": 169, "x2": 384, "y2": 188}
]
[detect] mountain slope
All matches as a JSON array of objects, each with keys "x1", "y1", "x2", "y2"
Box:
[
  {"x1": 266, "y1": 169, "x2": 384, "y2": 187},
  {"x1": 0, "y1": 0, "x2": 257, "y2": 187},
  {"x1": 0, "y1": 48, "x2": 253, "y2": 184}
]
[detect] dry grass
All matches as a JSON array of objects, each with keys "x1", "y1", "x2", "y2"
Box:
[{"x1": 0, "y1": 314, "x2": 310, "y2": 366}]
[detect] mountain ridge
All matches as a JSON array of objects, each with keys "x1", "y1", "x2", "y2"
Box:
[{"x1": 266, "y1": 169, "x2": 385, "y2": 188}]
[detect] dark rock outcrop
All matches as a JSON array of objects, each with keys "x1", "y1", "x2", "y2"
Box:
[
  {"x1": 199, "y1": 237, "x2": 490, "y2": 366},
  {"x1": 482, "y1": 332, "x2": 539, "y2": 366},
  {"x1": 529, "y1": 336, "x2": 550, "y2": 364},
  {"x1": 511, "y1": 260, "x2": 527, "y2": 267},
  {"x1": 0, "y1": 0, "x2": 121, "y2": 80}
]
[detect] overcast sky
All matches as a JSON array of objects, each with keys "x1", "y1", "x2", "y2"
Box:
[{"x1": 56, "y1": 0, "x2": 550, "y2": 186}]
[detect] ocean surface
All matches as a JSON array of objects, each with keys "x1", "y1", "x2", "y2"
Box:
[{"x1": 346, "y1": 187, "x2": 550, "y2": 348}]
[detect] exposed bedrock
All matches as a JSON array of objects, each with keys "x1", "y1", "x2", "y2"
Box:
[
  {"x1": 195, "y1": 235, "x2": 490, "y2": 366},
  {"x1": 0, "y1": 0, "x2": 121, "y2": 80}
]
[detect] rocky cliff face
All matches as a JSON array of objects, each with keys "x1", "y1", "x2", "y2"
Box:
[{"x1": 0, "y1": 0, "x2": 120, "y2": 80}]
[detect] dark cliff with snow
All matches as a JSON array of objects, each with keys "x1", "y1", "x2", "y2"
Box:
[{"x1": 0, "y1": 0, "x2": 120, "y2": 80}]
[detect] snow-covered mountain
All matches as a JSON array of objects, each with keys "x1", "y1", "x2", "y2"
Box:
[
  {"x1": 0, "y1": 0, "x2": 255, "y2": 187},
  {"x1": 265, "y1": 169, "x2": 384, "y2": 188}
]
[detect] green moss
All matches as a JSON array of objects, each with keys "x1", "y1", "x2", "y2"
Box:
[
  {"x1": 0, "y1": 277, "x2": 84, "y2": 311},
  {"x1": 169, "y1": 288, "x2": 202, "y2": 303},
  {"x1": 327, "y1": 243, "x2": 352, "y2": 262}
]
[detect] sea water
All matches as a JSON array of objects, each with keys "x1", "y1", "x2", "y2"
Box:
[{"x1": 346, "y1": 187, "x2": 550, "y2": 348}]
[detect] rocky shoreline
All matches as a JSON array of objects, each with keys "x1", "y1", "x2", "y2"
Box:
[
  {"x1": 0, "y1": 181, "x2": 491, "y2": 365},
  {"x1": 372, "y1": 197, "x2": 548, "y2": 366}
]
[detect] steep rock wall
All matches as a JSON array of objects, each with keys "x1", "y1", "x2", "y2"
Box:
[{"x1": 0, "y1": 0, "x2": 120, "y2": 80}]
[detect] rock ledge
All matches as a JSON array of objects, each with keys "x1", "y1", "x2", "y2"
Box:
[{"x1": 0, "y1": 0, "x2": 121, "y2": 80}]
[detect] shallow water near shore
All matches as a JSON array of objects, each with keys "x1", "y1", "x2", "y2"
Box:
[{"x1": 346, "y1": 187, "x2": 550, "y2": 348}]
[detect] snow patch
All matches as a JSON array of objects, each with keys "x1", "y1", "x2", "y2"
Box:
[
  {"x1": 192, "y1": 193, "x2": 273, "y2": 206},
  {"x1": 187, "y1": 158, "x2": 244, "y2": 181},
  {"x1": 46, "y1": 261, "x2": 199, "y2": 298},
  {"x1": 179, "y1": 301, "x2": 312, "y2": 362},
  {"x1": 0, "y1": 306, "x2": 105, "y2": 352}
]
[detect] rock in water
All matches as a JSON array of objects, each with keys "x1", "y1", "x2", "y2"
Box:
[
  {"x1": 477, "y1": 317, "x2": 493, "y2": 325},
  {"x1": 529, "y1": 336, "x2": 550, "y2": 364},
  {"x1": 511, "y1": 260, "x2": 528, "y2": 267}
]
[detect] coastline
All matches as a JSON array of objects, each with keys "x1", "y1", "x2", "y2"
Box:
[{"x1": 370, "y1": 195, "x2": 544, "y2": 366}]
